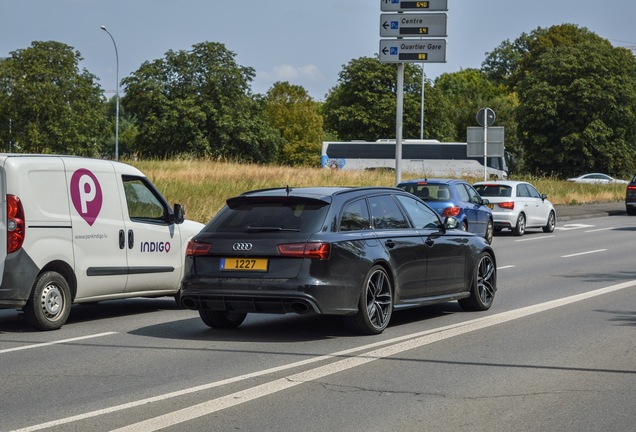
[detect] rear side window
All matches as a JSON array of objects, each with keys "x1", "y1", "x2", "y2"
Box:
[
  {"x1": 206, "y1": 200, "x2": 329, "y2": 233},
  {"x1": 339, "y1": 199, "x2": 371, "y2": 232}
]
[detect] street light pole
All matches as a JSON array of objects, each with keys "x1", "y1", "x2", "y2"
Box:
[{"x1": 100, "y1": 25, "x2": 119, "y2": 161}]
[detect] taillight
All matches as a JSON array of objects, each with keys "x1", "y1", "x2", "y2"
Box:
[
  {"x1": 185, "y1": 240, "x2": 211, "y2": 256},
  {"x1": 497, "y1": 201, "x2": 515, "y2": 210},
  {"x1": 441, "y1": 206, "x2": 461, "y2": 217},
  {"x1": 278, "y1": 242, "x2": 331, "y2": 260},
  {"x1": 7, "y1": 195, "x2": 25, "y2": 253}
]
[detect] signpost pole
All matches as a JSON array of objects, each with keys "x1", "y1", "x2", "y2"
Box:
[
  {"x1": 483, "y1": 122, "x2": 488, "y2": 181},
  {"x1": 396, "y1": 63, "x2": 404, "y2": 185}
]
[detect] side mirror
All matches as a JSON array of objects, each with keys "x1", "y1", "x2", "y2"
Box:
[
  {"x1": 444, "y1": 216, "x2": 459, "y2": 230},
  {"x1": 541, "y1": 193, "x2": 548, "y2": 201},
  {"x1": 172, "y1": 204, "x2": 185, "y2": 224}
]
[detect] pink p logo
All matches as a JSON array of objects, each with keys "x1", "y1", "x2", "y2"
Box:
[{"x1": 70, "y1": 169, "x2": 103, "y2": 226}]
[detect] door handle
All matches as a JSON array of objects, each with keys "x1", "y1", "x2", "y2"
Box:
[
  {"x1": 118, "y1": 230, "x2": 125, "y2": 249},
  {"x1": 425, "y1": 238, "x2": 434, "y2": 247},
  {"x1": 384, "y1": 240, "x2": 396, "y2": 248},
  {"x1": 128, "y1": 229, "x2": 134, "y2": 249}
]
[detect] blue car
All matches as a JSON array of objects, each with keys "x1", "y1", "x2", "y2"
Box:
[{"x1": 397, "y1": 178, "x2": 493, "y2": 244}]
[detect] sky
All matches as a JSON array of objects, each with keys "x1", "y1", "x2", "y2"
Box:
[{"x1": 2, "y1": 0, "x2": 636, "y2": 101}]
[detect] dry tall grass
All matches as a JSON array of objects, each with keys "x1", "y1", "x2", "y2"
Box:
[{"x1": 128, "y1": 159, "x2": 627, "y2": 223}]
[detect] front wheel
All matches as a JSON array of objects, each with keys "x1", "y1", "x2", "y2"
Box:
[
  {"x1": 199, "y1": 310, "x2": 247, "y2": 329},
  {"x1": 345, "y1": 265, "x2": 393, "y2": 335},
  {"x1": 543, "y1": 211, "x2": 556, "y2": 233},
  {"x1": 458, "y1": 252, "x2": 497, "y2": 311},
  {"x1": 23, "y1": 271, "x2": 72, "y2": 331}
]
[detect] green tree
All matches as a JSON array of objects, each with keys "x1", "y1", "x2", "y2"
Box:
[
  {"x1": 481, "y1": 30, "x2": 543, "y2": 88},
  {"x1": 0, "y1": 41, "x2": 106, "y2": 155},
  {"x1": 433, "y1": 69, "x2": 520, "y2": 167},
  {"x1": 121, "y1": 42, "x2": 282, "y2": 161},
  {"x1": 516, "y1": 25, "x2": 636, "y2": 177},
  {"x1": 323, "y1": 57, "x2": 453, "y2": 141},
  {"x1": 265, "y1": 82, "x2": 324, "y2": 166},
  {"x1": 101, "y1": 95, "x2": 138, "y2": 158}
]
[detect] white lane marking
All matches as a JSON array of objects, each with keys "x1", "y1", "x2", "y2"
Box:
[
  {"x1": 0, "y1": 332, "x2": 117, "y2": 354},
  {"x1": 561, "y1": 249, "x2": 607, "y2": 258},
  {"x1": 515, "y1": 235, "x2": 554, "y2": 242},
  {"x1": 585, "y1": 227, "x2": 615, "y2": 233},
  {"x1": 556, "y1": 223, "x2": 594, "y2": 231},
  {"x1": 497, "y1": 265, "x2": 516, "y2": 270},
  {"x1": 12, "y1": 280, "x2": 636, "y2": 432}
]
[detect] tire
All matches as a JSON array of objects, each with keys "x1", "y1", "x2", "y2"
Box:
[
  {"x1": 627, "y1": 207, "x2": 636, "y2": 216},
  {"x1": 23, "y1": 271, "x2": 72, "y2": 331},
  {"x1": 345, "y1": 265, "x2": 393, "y2": 335},
  {"x1": 458, "y1": 252, "x2": 497, "y2": 311},
  {"x1": 513, "y1": 213, "x2": 526, "y2": 236},
  {"x1": 461, "y1": 221, "x2": 468, "y2": 231},
  {"x1": 543, "y1": 211, "x2": 556, "y2": 233},
  {"x1": 199, "y1": 310, "x2": 247, "y2": 329},
  {"x1": 484, "y1": 219, "x2": 493, "y2": 244}
]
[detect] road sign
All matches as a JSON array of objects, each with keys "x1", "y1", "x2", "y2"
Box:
[
  {"x1": 380, "y1": 13, "x2": 447, "y2": 37},
  {"x1": 379, "y1": 39, "x2": 446, "y2": 63},
  {"x1": 467, "y1": 127, "x2": 505, "y2": 157},
  {"x1": 381, "y1": 0, "x2": 448, "y2": 12},
  {"x1": 476, "y1": 107, "x2": 496, "y2": 127}
]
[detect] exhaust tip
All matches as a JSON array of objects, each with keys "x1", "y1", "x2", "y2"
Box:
[
  {"x1": 290, "y1": 301, "x2": 311, "y2": 314},
  {"x1": 181, "y1": 298, "x2": 197, "y2": 310}
]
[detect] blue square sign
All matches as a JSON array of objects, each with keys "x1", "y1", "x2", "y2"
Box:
[{"x1": 391, "y1": 21, "x2": 398, "y2": 30}]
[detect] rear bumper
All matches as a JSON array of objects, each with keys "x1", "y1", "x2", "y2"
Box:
[
  {"x1": 0, "y1": 249, "x2": 40, "y2": 308},
  {"x1": 180, "y1": 278, "x2": 359, "y2": 316}
]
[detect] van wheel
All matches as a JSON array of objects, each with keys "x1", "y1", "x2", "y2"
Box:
[{"x1": 23, "y1": 271, "x2": 72, "y2": 331}]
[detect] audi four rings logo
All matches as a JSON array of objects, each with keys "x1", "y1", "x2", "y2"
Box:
[{"x1": 233, "y1": 242, "x2": 253, "y2": 251}]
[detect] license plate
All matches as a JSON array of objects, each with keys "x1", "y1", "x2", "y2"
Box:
[{"x1": 220, "y1": 257, "x2": 268, "y2": 271}]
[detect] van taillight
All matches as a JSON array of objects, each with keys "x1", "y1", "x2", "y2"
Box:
[
  {"x1": 7, "y1": 195, "x2": 25, "y2": 253},
  {"x1": 278, "y1": 242, "x2": 331, "y2": 260}
]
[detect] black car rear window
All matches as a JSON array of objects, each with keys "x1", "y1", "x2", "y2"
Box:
[
  {"x1": 205, "y1": 200, "x2": 329, "y2": 233},
  {"x1": 475, "y1": 184, "x2": 512, "y2": 197}
]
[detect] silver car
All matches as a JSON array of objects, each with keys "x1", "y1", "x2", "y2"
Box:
[{"x1": 473, "y1": 181, "x2": 556, "y2": 236}]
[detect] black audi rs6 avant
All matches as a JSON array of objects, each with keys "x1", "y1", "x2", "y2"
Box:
[{"x1": 180, "y1": 186, "x2": 497, "y2": 335}]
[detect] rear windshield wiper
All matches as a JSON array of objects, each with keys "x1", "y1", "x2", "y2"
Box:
[{"x1": 245, "y1": 226, "x2": 300, "y2": 232}]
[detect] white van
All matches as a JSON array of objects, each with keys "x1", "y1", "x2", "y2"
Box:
[{"x1": 0, "y1": 154, "x2": 204, "y2": 330}]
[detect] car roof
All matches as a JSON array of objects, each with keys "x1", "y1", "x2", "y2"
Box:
[
  {"x1": 234, "y1": 186, "x2": 405, "y2": 202},
  {"x1": 398, "y1": 178, "x2": 465, "y2": 185},
  {"x1": 474, "y1": 180, "x2": 527, "y2": 187}
]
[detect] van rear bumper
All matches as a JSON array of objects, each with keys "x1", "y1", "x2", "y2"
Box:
[{"x1": 0, "y1": 249, "x2": 40, "y2": 307}]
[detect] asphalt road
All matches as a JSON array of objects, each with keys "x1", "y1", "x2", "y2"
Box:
[
  {"x1": 555, "y1": 200, "x2": 626, "y2": 221},
  {"x1": 0, "y1": 208, "x2": 634, "y2": 432}
]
